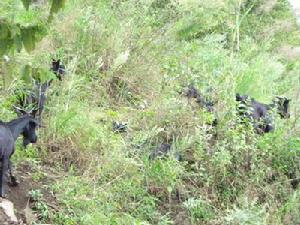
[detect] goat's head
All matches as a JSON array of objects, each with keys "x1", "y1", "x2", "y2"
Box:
[
  {"x1": 22, "y1": 117, "x2": 38, "y2": 147},
  {"x1": 51, "y1": 59, "x2": 65, "y2": 81},
  {"x1": 236, "y1": 93, "x2": 250, "y2": 102},
  {"x1": 12, "y1": 106, "x2": 39, "y2": 147},
  {"x1": 273, "y1": 96, "x2": 290, "y2": 119}
]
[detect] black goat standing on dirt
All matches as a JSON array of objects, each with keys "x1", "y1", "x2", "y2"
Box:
[
  {"x1": 236, "y1": 93, "x2": 290, "y2": 133},
  {"x1": 0, "y1": 110, "x2": 38, "y2": 197}
]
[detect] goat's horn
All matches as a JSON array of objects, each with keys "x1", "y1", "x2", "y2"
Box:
[{"x1": 12, "y1": 105, "x2": 24, "y2": 111}]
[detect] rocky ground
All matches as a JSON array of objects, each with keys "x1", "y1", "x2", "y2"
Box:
[{"x1": 0, "y1": 163, "x2": 56, "y2": 225}]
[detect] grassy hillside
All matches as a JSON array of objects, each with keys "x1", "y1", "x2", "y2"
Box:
[{"x1": 1, "y1": 0, "x2": 300, "y2": 224}]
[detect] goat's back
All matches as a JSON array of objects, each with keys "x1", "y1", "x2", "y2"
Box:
[{"x1": 251, "y1": 100, "x2": 269, "y2": 118}]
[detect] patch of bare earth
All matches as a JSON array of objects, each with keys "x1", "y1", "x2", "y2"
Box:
[
  {"x1": 1, "y1": 162, "x2": 59, "y2": 225},
  {"x1": 278, "y1": 45, "x2": 300, "y2": 59},
  {"x1": 257, "y1": 0, "x2": 277, "y2": 13},
  {"x1": 260, "y1": 20, "x2": 294, "y2": 39},
  {"x1": 158, "y1": 201, "x2": 190, "y2": 225}
]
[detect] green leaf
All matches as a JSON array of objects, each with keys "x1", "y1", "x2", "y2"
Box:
[
  {"x1": 0, "y1": 39, "x2": 13, "y2": 56},
  {"x1": 13, "y1": 35, "x2": 23, "y2": 52},
  {"x1": 0, "y1": 23, "x2": 10, "y2": 39},
  {"x1": 32, "y1": 67, "x2": 55, "y2": 83},
  {"x1": 21, "y1": 0, "x2": 32, "y2": 10},
  {"x1": 20, "y1": 64, "x2": 32, "y2": 83},
  {"x1": 21, "y1": 27, "x2": 35, "y2": 52},
  {"x1": 167, "y1": 186, "x2": 173, "y2": 193},
  {"x1": 10, "y1": 24, "x2": 21, "y2": 37},
  {"x1": 49, "y1": 0, "x2": 66, "y2": 19},
  {"x1": 32, "y1": 25, "x2": 48, "y2": 42}
]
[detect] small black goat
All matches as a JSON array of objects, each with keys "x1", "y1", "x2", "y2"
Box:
[
  {"x1": 112, "y1": 121, "x2": 128, "y2": 133},
  {"x1": 181, "y1": 85, "x2": 217, "y2": 126},
  {"x1": 15, "y1": 59, "x2": 66, "y2": 118},
  {"x1": 51, "y1": 59, "x2": 66, "y2": 81},
  {"x1": 181, "y1": 85, "x2": 215, "y2": 112},
  {"x1": 236, "y1": 93, "x2": 290, "y2": 133},
  {"x1": 0, "y1": 112, "x2": 38, "y2": 197},
  {"x1": 15, "y1": 81, "x2": 50, "y2": 118},
  {"x1": 149, "y1": 143, "x2": 181, "y2": 161}
]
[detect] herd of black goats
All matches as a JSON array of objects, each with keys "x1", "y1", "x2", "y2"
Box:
[
  {"x1": 0, "y1": 59, "x2": 291, "y2": 197},
  {"x1": 150, "y1": 86, "x2": 290, "y2": 160}
]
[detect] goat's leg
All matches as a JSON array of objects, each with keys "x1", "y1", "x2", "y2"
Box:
[
  {"x1": 0, "y1": 157, "x2": 3, "y2": 197},
  {"x1": 0, "y1": 156, "x2": 9, "y2": 197},
  {"x1": 8, "y1": 159, "x2": 18, "y2": 186}
]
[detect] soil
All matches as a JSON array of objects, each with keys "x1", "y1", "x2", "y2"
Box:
[
  {"x1": 258, "y1": 0, "x2": 277, "y2": 13},
  {"x1": 0, "y1": 162, "x2": 58, "y2": 225},
  {"x1": 278, "y1": 45, "x2": 300, "y2": 59}
]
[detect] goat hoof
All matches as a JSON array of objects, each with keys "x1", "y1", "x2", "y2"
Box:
[
  {"x1": 9, "y1": 177, "x2": 19, "y2": 187},
  {"x1": 0, "y1": 192, "x2": 7, "y2": 198}
]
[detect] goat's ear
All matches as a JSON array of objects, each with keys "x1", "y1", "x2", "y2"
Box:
[
  {"x1": 12, "y1": 105, "x2": 27, "y2": 116},
  {"x1": 52, "y1": 59, "x2": 59, "y2": 67}
]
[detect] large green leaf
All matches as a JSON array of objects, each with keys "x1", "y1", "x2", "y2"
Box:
[
  {"x1": 21, "y1": 27, "x2": 35, "y2": 52},
  {"x1": 21, "y1": 0, "x2": 32, "y2": 10},
  {"x1": 49, "y1": 0, "x2": 66, "y2": 19},
  {"x1": 13, "y1": 35, "x2": 23, "y2": 52},
  {"x1": 32, "y1": 25, "x2": 48, "y2": 42},
  {"x1": 32, "y1": 67, "x2": 50, "y2": 83},
  {"x1": 0, "y1": 39, "x2": 13, "y2": 56},
  {"x1": 0, "y1": 23, "x2": 10, "y2": 39},
  {"x1": 20, "y1": 64, "x2": 32, "y2": 83}
]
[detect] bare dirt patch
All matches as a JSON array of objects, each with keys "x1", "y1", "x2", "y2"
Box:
[
  {"x1": 278, "y1": 45, "x2": 300, "y2": 59},
  {"x1": 1, "y1": 162, "x2": 58, "y2": 224},
  {"x1": 257, "y1": 0, "x2": 277, "y2": 13},
  {"x1": 260, "y1": 20, "x2": 294, "y2": 39}
]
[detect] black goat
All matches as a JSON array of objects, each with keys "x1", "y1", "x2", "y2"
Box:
[
  {"x1": 0, "y1": 113, "x2": 38, "y2": 197},
  {"x1": 15, "y1": 81, "x2": 51, "y2": 118},
  {"x1": 181, "y1": 85, "x2": 217, "y2": 126},
  {"x1": 149, "y1": 143, "x2": 181, "y2": 161},
  {"x1": 15, "y1": 59, "x2": 66, "y2": 117},
  {"x1": 112, "y1": 121, "x2": 128, "y2": 133},
  {"x1": 236, "y1": 94, "x2": 290, "y2": 133},
  {"x1": 51, "y1": 59, "x2": 65, "y2": 81},
  {"x1": 271, "y1": 96, "x2": 290, "y2": 119},
  {"x1": 13, "y1": 107, "x2": 39, "y2": 147},
  {"x1": 181, "y1": 85, "x2": 215, "y2": 112}
]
